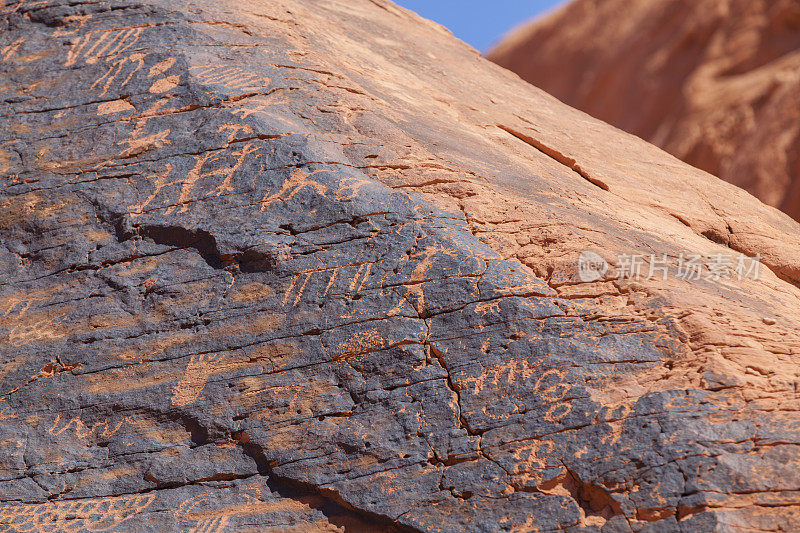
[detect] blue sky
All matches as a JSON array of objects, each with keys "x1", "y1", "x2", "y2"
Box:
[{"x1": 394, "y1": 1, "x2": 565, "y2": 53}]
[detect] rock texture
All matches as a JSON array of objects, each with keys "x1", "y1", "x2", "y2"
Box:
[
  {"x1": 488, "y1": 0, "x2": 800, "y2": 221},
  {"x1": 2, "y1": 0, "x2": 800, "y2": 531}
]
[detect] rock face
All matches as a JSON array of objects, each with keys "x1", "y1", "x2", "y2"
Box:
[
  {"x1": 488, "y1": 0, "x2": 800, "y2": 221},
  {"x1": 1, "y1": 0, "x2": 800, "y2": 531}
]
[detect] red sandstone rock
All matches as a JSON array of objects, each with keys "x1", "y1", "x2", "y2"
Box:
[
  {"x1": 488, "y1": 0, "x2": 800, "y2": 221},
  {"x1": 1, "y1": 0, "x2": 800, "y2": 531}
]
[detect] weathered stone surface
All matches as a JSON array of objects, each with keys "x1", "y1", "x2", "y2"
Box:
[
  {"x1": 488, "y1": 0, "x2": 800, "y2": 221},
  {"x1": 1, "y1": 0, "x2": 800, "y2": 531}
]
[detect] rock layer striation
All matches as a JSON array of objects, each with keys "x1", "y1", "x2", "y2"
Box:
[{"x1": 1, "y1": 0, "x2": 800, "y2": 531}]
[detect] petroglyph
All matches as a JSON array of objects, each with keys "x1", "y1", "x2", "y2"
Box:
[
  {"x1": 175, "y1": 489, "x2": 319, "y2": 532},
  {"x1": 281, "y1": 262, "x2": 372, "y2": 309},
  {"x1": 128, "y1": 162, "x2": 176, "y2": 216},
  {"x1": 4, "y1": 0, "x2": 800, "y2": 531},
  {"x1": 97, "y1": 99, "x2": 135, "y2": 115},
  {"x1": 52, "y1": 14, "x2": 92, "y2": 37},
  {"x1": 171, "y1": 353, "x2": 222, "y2": 407},
  {"x1": 149, "y1": 74, "x2": 180, "y2": 93},
  {"x1": 334, "y1": 174, "x2": 374, "y2": 201},
  {"x1": 217, "y1": 143, "x2": 258, "y2": 195},
  {"x1": 1, "y1": 0, "x2": 56, "y2": 14},
  {"x1": 0, "y1": 402, "x2": 16, "y2": 421},
  {"x1": 90, "y1": 52, "x2": 147, "y2": 96},
  {"x1": 118, "y1": 123, "x2": 171, "y2": 158},
  {"x1": 1, "y1": 298, "x2": 33, "y2": 319},
  {"x1": 505, "y1": 439, "x2": 557, "y2": 487},
  {"x1": 65, "y1": 27, "x2": 144, "y2": 67},
  {"x1": 148, "y1": 57, "x2": 176, "y2": 78},
  {"x1": 0, "y1": 38, "x2": 23, "y2": 61},
  {"x1": 0, "y1": 495, "x2": 155, "y2": 532},
  {"x1": 229, "y1": 92, "x2": 292, "y2": 120},
  {"x1": 187, "y1": 516, "x2": 229, "y2": 533},
  {"x1": 8, "y1": 314, "x2": 67, "y2": 347},
  {"x1": 463, "y1": 359, "x2": 571, "y2": 420},
  {"x1": 334, "y1": 328, "x2": 383, "y2": 360},
  {"x1": 48, "y1": 413, "x2": 127, "y2": 440},
  {"x1": 189, "y1": 65, "x2": 269, "y2": 92},
  {"x1": 260, "y1": 168, "x2": 328, "y2": 208}
]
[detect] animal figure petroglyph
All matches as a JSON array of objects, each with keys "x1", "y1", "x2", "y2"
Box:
[
  {"x1": 91, "y1": 52, "x2": 147, "y2": 96},
  {"x1": 229, "y1": 91, "x2": 292, "y2": 120},
  {"x1": 260, "y1": 168, "x2": 328, "y2": 209}
]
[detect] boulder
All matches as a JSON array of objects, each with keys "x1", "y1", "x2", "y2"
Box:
[{"x1": 1, "y1": 0, "x2": 799, "y2": 530}]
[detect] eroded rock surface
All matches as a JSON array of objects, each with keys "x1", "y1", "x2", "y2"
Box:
[
  {"x1": 1, "y1": 0, "x2": 800, "y2": 531},
  {"x1": 488, "y1": 0, "x2": 800, "y2": 221}
]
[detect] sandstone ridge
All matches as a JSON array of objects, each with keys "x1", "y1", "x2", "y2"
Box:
[{"x1": 488, "y1": 0, "x2": 800, "y2": 222}]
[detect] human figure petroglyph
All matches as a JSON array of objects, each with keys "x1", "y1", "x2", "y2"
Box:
[
  {"x1": 208, "y1": 124, "x2": 260, "y2": 195},
  {"x1": 173, "y1": 151, "x2": 222, "y2": 213},
  {"x1": 128, "y1": 162, "x2": 176, "y2": 217},
  {"x1": 162, "y1": 125, "x2": 264, "y2": 213},
  {"x1": 212, "y1": 142, "x2": 260, "y2": 196}
]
